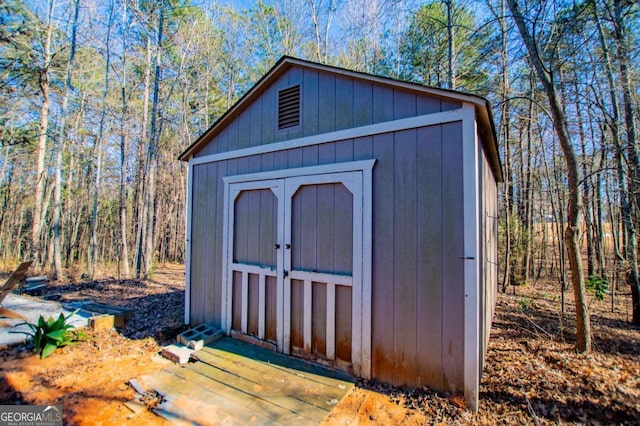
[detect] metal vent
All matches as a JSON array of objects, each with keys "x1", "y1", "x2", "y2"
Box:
[{"x1": 278, "y1": 85, "x2": 301, "y2": 130}]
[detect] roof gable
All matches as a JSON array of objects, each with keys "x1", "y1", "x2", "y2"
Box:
[{"x1": 178, "y1": 56, "x2": 501, "y2": 181}]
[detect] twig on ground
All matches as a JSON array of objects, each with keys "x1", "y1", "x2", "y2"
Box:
[
  {"x1": 522, "y1": 312, "x2": 554, "y2": 339},
  {"x1": 524, "y1": 392, "x2": 541, "y2": 426}
]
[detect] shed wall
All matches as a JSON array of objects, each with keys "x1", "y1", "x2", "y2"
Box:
[
  {"x1": 189, "y1": 120, "x2": 467, "y2": 391},
  {"x1": 479, "y1": 141, "x2": 498, "y2": 373}
]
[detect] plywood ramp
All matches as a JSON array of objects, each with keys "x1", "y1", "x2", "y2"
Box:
[{"x1": 140, "y1": 337, "x2": 354, "y2": 425}]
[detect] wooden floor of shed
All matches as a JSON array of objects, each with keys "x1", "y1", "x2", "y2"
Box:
[{"x1": 139, "y1": 337, "x2": 354, "y2": 425}]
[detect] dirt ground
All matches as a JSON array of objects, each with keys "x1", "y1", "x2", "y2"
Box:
[{"x1": 1, "y1": 264, "x2": 638, "y2": 425}]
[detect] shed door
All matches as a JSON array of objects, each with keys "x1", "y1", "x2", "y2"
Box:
[
  {"x1": 225, "y1": 172, "x2": 362, "y2": 371},
  {"x1": 226, "y1": 179, "x2": 284, "y2": 350}
]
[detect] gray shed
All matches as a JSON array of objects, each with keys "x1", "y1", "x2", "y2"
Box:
[{"x1": 179, "y1": 56, "x2": 502, "y2": 410}]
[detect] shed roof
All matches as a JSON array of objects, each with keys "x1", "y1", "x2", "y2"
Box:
[{"x1": 178, "y1": 56, "x2": 502, "y2": 182}]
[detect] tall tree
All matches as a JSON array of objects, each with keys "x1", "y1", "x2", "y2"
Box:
[
  {"x1": 52, "y1": 0, "x2": 80, "y2": 280},
  {"x1": 507, "y1": 0, "x2": 591, "y2": 352},
  {"x1": 400, "y1": 0, "x2": 490, "y2": 93},
  {"x1": 610, "y1": 0, "x2": 640, "y2": 325},
  {"x1": 118, "y1": 0, "x2": 131, "y2": 278},
  {"x1": 32, "y1": 0, "x2": 56, "y2": 267}
]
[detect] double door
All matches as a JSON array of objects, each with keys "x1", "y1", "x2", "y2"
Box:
[{"x1": 223, "y1": 171, "x2": 363, "y2": 368}]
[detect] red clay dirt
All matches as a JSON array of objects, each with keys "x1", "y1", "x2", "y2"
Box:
[{"x1": 1, "y1": 264, "x2": 638, "y2": 425}]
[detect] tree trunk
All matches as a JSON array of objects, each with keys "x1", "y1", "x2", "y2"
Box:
[
  {"x1": 498, "y1": 0, "x2": 512, "y2": 294},
  {"x1": 575, "y1": 76, "x2": 595, "y2": 278},
  {"x1": 88, "y1": 1, "x2": 114, "y2": 279},
  {"x1": 613, "y1": 0, "x2": 640, "y2": 325},
  {"x1": 135, "y1": 35, "x2": 153, "y2": 278},
  {"x1": 507, "y1": 0, "x2": 591, "y2": 352},
  {"x1": 32, "y1": 0, "x2": 56, "y2": 266},
  {"x1": 143, "y1": 3, "x2": 165, "y2": 278},
  {"x1": 52, "y1": 0, "x2": 80, "y2": 280},
  {"x1": 119, "y1": 2, "x2": 131, "y2": 278},
  {"x1": 444, "y1": 0, "x2": 455, "y2": 89}
]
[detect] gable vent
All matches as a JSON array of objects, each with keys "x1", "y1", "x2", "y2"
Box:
[{"x1": 278, "y1": 85, "x2": 301, "y2": 130}]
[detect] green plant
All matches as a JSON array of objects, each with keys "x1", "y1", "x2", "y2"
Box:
[
  {"x1": 586, "y1": 275, "x2": 609, "y2": 301},
  {"x1": 518, "y1": 296, "x2": 532, "y2": 311},
  {"x1": 13, "y1": 310, "x2": 87, "y2": 359}
]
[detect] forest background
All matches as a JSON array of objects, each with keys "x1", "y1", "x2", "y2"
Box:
[{"x1": 1, "y1": 0, "x2": 639, "y2": 335}]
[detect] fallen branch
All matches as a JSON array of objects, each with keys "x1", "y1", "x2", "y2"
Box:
[{"x1": 522, "y1": 312, "x2": 554, "y2": 339}]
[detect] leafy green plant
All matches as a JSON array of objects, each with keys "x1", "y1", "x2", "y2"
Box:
[
  {"x1": 586, "y1": 275, "x2": 609, "y2": 301},
  {"x1": 13, "y1": 310, "x2": 87, "y2": 359},
  {"x1": 518, "y1": 296, "x2": 532, "y2": 311}
]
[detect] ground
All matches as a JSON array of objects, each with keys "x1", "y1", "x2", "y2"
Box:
[{"x1": 1, "y1": 264, "x2": 638, "y2": 425}]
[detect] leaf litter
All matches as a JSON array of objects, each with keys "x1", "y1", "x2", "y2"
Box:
[{"x1": 1, "y1": 265, "x2": 638, "y2": 425}]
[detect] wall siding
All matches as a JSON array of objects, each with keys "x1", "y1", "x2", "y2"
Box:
[
  {"x1": 192, "y1": 68, "x2": 459, "y2": 159},
  {"x1": 439, "y1": 122, "x2": 465, "y2": 391},
  {"x1": 188, "y1": 67, "x2": 475, "y2": 392},
  {"x1": 190, "y1": 122, "x2": 467, "y2": 390},
  {"x1": 479, "y1": 141, "x2": 498, "y2": 373}
]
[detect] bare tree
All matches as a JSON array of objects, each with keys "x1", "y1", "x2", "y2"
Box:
[
  {"x1": 610, "y1": 0, "x2": 640, "y2": 325},
  {"x1": 52, "y1": 0, "x2": 80, "y2": 280},
  {"x1": 32, "y1": 0, "x2": 56, "y2": 267},
  {"x1": 507, "y1": 0, "x2": 591, "y2": 352}
]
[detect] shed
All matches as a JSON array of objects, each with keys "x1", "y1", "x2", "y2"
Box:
[{"x1": 178, "y1": 56, "x2": 501, "y2": 410}]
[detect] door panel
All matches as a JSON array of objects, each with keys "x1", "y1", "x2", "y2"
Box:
[
  {"x1": 290, "y1": 279, "x2": 304, "y2": 350},
  {"x1": 284, "y1": 174, "x2": 360, "y2": 367},
  {"x1": 335, "y1": 285, "x2": 352, "y2": 362},
  {"x1": 233, "y1": 189, "x2": 277, "y2": 266},
  {"x1": 265, "y1": 276, "x2": 278, "y2": 342},
  {"x1": 291, "y1": 183, "x2": 353, "y2": 274},
  {"x1": 312, "y1": 282, "x2": 327, "y2": 355},
  {"x1": 228, "y1": 184, "x2": 281, "y2": 347}
]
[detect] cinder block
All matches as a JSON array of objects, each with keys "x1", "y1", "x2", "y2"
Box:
[
  {"x1": 160, "y1": 344, "x2": 194, "y2": 364},
  {"x1": 177, "y1": 324, "x2": 224, "y2": 350}
]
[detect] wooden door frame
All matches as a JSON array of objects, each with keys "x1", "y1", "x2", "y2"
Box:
[{"x1": 222, "y1": 159, "x2": 375, "y2": 378}]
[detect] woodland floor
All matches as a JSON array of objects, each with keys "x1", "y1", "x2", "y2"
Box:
[{"x1": 0, "y1": 264, "x2": 638, "y2": 425}]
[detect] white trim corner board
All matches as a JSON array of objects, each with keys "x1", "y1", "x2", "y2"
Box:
[
  {"x1": 462, "y1": 102, "x2": 480, "y2": 412},
  {"x1": 184, "y1": 162, "x2": 194, "y2": 325}
]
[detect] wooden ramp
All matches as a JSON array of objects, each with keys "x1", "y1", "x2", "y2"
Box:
[{"x1": 140, "y1": 338, "x2": 354, "y2": 425}]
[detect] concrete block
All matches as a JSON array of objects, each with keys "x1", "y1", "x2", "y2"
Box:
[
  {"x1": 177, "y1": 324, "x2": 224, "y2": 350},
  {"x1": 160, "y1": 344, "x2": 194, "y2": 364}
]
